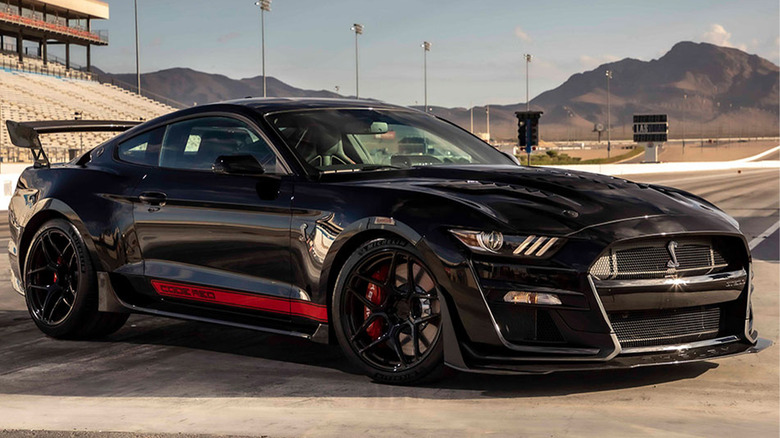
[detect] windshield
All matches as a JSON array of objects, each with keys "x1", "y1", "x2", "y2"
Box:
[{"x1": 266, "y1": 108, "x2": 513, "y2": 172}]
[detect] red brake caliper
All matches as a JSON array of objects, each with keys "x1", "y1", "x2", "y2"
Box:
[
  {"x1": 364, "y1": 264, "x2": 389, "y2": 339},
  {"x1": 53, "y1": 256, "x2": 63, "y2": 283}
]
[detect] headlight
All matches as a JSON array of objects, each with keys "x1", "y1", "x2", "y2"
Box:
[{"x1": 450, "y1": 229, "x2": 564, "y2": 257}]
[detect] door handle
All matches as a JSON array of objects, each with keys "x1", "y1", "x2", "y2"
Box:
[{"x1": 139, "y1": 192, "x2": 167, "y2": 206}]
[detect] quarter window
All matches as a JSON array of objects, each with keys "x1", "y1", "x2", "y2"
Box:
[
  {"x1": 159, "y1": 117, "x2": 280, "y2": 172},
  {"x1": 116, "y1": 127, "x2": 164, "y2": 166}
]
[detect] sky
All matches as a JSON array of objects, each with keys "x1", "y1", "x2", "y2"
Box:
[{"x1": 62, "y1": 0, "x2": 780, "y2": 108}]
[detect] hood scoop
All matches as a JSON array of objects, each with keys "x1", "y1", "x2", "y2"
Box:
[{"x1": 420, "y1": 180, "x2": 583, "y2": 209}]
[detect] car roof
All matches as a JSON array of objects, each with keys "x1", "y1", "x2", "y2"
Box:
[{"x1": 217, "y1": 97, "x2": 415, "y2": 113}]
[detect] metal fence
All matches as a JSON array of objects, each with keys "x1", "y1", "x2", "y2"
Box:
[{"x1": 0, "y1": 52, "x2": 94, "y2": 81}]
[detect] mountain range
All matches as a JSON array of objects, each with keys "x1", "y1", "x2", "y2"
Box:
[{"x1": 99, "y1": 41, "x2": 779, "y2": 141}]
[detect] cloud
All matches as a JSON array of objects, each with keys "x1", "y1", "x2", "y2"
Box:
[
  {"x1": 701, "y1": 24, "x2": 746, "y2": 50},
  {"x1": 514, "y1": 26, "x2": 531, "y2": 42},
  {"x1": 149, "y1": 37, "x2": 163, "y2": 48},
  {"x1": 218, "y1": 32, "x2": 242, "y2": 44},
  {"x1": 578, "y1": 54, "x2": 620, "y2": 69}
]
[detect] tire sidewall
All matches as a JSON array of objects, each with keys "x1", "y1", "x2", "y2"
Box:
[
  {"x1": 24, "y1": 218, "x2": 96, "y2": 338},
  {"x1": 332, "y1": 237, "x2": 444, "y2": 384}
]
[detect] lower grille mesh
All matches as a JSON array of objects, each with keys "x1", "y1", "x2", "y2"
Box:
[{"x1": 609, "y1": 307, "x2": 721, "y2": 349}]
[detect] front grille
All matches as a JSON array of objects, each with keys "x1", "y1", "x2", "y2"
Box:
[
  {"x1": 590, "y1": 238, "x2": 728, "y2": 280},
  {"x1": 609, "y1": 306, "x2": 721, "y2": 349}
]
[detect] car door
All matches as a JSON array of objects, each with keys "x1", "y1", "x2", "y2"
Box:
[{"x1": 132, "y1": 114, "x2": 298, "y2": 322}]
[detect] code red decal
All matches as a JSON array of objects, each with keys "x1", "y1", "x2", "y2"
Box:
[{"x1": 151, "y1": 280, "x2": 328, "y2": 323}]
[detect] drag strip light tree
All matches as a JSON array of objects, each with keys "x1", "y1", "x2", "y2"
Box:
[{"x1": 516, "y1": 111, "x2": 543, "y2": 166}]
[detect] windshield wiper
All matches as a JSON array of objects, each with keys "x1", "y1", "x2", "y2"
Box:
[
  {"x1": 319, "y1": 164, "x2": 404, "y2": 175},
  {"x1": 356, "y1": 164, "x2": 404, "y2": 171}
]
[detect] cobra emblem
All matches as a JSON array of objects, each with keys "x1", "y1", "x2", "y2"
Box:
[{"x1": 666, "y1": 241, "x2": 680, "y2": 268}]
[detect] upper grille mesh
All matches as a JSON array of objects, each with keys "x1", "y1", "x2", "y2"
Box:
[{"x1": 590, "y1": 239, "x2": 728, "y2": 280}]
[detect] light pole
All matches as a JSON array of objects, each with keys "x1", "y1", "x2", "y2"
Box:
[
  {"x1": 728, "y1": 103, "x2": 732, "y2": 141},
  {"x1": 470, "y1": 104, "x2": 474, "y2": 133},
  {"x1": 486, "y1": 105, "x2": 490, "y2": 143},
  {"x1": 254, "y1": 0, "x2": 271, "y2": 97},
  {"x1": 682, "y1": 93, "x2": 687, "y2": 154},
  {"x1": 351, "y1": 23, "x2": 363, "y2": 98},
  {"x1": 700, "y1": 97, "x2": 705, "y2": 149},
  {"x1": 564, "y1": 106, "x2": 574, "y2": 143},
  {"x1": 605, "y1": 69, "x2": 612, "y2": 158},
  {"x1": 74, "y1": 111, "x2": 83, "y2": 154},
  {"x1": 422, "y1": 41, "x2": 431, "y2": 111},
  {"x1": 134, "y1": 0, "x2": 140, "y2": 94},
  {"x1": 716, "y1": 101, "x2": 721, "y2": 146},
  {"x1": 524, "y1": 54, "x2": 532, "y2": 111}
]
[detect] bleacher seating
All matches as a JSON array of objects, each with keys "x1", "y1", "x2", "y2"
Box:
[{"x1": 0, "y1": 67, "x2": 174, "y2": 163}]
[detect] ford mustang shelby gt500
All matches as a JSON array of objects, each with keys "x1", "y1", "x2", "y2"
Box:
[{"x1": 6, "y1": 98, "x2": 768, "y2": 383}]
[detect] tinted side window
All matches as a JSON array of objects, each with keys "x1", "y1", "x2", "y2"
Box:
[
  {"x1": 159, "y1": 117, "x2": 280, "y2": 172},
  {"x1": 116, "y1": 127, "x2": 164, "y2": 166}
]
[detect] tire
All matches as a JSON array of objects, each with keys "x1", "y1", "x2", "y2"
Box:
[
  {"x1": 23, "y1": 218, "x2": 129, "y2": 339},
  {"x1": 333, "y1": 237, "x2": 445, "y2": 384}
]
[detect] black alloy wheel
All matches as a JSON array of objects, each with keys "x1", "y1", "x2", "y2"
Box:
[
  {"x1": 334, "y1": 238, "x2": 444, "y2": 383},
  {"x1": 24, "y1": 219, "x2": 129, "y2": 338},
  {"x1": 26, "y1": 227, "x2": 80, "y2": 327}
]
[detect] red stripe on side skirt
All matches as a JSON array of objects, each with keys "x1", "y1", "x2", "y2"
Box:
[{"x1": 151, "y1": 280, "x2": 328, "y2": 323}]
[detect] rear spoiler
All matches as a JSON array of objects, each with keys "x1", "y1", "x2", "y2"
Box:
[{"x1": 5, "y1": 119, "x2": 142, "y2": 168}]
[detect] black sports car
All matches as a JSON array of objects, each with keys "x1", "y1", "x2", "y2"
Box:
[{"x1": 6, "y1": 98, "x2": 769, "y2": 384}]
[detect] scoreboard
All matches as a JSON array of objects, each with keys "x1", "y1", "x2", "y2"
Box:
[{"x1": 633, "y1": 114, "x2": 668, "y2": 143}]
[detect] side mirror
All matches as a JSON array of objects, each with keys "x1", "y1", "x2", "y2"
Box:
[
  {"x1": 501, "y1": 151, "x2": 521, "y2": 165},
  {"x1": 213, "y1": 154, "x2": 265, "y2": 175}
]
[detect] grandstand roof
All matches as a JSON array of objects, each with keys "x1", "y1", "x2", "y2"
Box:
[{"x1": 17, "y1": 0, "x2": 109, "y2": 20}]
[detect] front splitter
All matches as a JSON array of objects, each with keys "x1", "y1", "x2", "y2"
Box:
[{"x1": 447, "y1": 337, "x2": 773, "y2": 375}]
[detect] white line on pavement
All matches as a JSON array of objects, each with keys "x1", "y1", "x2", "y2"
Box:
[
  {"x1": 736, "y1": 145, "x2": 780, "y2": 162},
  {"x1": 749, "y1": 219, "x2": 780, "y2": 250}
]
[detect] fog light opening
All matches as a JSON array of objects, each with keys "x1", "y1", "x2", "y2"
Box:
[{"x1": 503, "y1": 291, "x2": 562, "y2": 305}]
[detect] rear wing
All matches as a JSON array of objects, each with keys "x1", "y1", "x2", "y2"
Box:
[{"x1": 5, "y1": 119, "x2": 142, "y2": 168}]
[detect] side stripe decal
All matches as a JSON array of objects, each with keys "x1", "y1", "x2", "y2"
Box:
[{"x1": 151, "y1": 280, "x2": 328, "y2": 323}]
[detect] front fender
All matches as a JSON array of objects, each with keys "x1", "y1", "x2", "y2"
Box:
[{"x1": 317, "y1": 216, "x2": 423, "y2": 305}]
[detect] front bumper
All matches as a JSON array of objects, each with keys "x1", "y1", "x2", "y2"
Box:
[{"x1": 429, "y1": 226, "x2": 770, "y2": 375}]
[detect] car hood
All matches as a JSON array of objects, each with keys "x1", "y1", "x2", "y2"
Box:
[{"x1": 331, "y1": 165, "x2": 738, "y2": 235}]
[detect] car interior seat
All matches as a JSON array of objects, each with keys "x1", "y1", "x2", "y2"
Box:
[{"x1": 296, "y1": 124, "x2": 356, "y2": 167}]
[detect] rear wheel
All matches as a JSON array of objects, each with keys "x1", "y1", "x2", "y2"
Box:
[
  {"x1": 24, "y1": 219, "x2": 128, "y2": 339},
  {"x1": 333, "y1": 238, "x2": 444, "y2": 384}
]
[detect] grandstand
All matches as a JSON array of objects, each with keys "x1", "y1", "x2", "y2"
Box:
[
  {"x1": 0, "y1": 0, "x2": 176, "y2": 163},
  {"x1": 0, "y1": 68, "x2": 174, "y2": 162}
]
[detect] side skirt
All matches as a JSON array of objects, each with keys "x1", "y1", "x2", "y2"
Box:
[{"x1": 97, "y1": 272, "x2": 325, "y2": 341}]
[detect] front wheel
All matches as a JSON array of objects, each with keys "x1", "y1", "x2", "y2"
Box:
[{"x1": 333, "y1": 238, "x2": 444, "y2": 384}]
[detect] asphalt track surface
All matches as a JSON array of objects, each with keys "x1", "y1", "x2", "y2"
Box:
[{"x1": 0, "y1": 168, "x2": 777, "y2": 438}]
